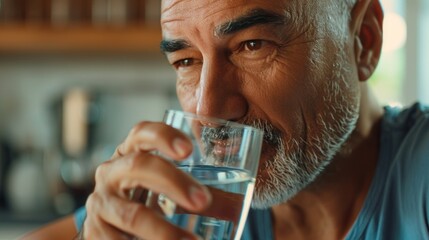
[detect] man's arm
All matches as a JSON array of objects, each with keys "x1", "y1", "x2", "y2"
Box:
[{"x1": 20, "y1": 215, "x2": 77, "y2": 240}]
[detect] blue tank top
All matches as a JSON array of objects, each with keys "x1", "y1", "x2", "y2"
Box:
[{"x1": 75, "y1": 103, "x2": 429, "y2": 239}]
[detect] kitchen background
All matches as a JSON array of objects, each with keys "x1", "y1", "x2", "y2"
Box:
[{"x1": 0, "y1": 0, "x2": 428, "y2": 239}]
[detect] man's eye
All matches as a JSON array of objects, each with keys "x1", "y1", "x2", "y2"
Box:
[
  {"x1": 174, "y1": 58, "x2": 194, "y2": 68},
  {"x1": 243, "y1": 40, "x2": 263, "y2": 51}
]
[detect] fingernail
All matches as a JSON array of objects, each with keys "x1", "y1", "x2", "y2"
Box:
[
  {"x1": 173, "y1": 138, "x2": 190, "y2": 157},
  {"x1": 190, "y1": 186, "x2": 210, "y2": 209}
]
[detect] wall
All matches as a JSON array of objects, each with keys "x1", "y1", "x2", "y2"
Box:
[{"x1": 0, "y1": 54, "x2": 177, "y2": 150}]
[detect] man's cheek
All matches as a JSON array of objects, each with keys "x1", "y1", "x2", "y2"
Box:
[{"x1": 177, "y1": 85, "x2": 198, "y2": 111}]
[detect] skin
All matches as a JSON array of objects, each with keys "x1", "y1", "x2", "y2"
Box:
[{"x1": 22, "y1": 0, "x2": 384, "y2": 239}]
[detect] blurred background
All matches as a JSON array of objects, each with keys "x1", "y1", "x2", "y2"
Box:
[{"x1": 0, "y1": 0, "x2": 427, "y2": 238}]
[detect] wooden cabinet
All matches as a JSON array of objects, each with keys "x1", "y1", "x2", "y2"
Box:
[
  {"x1": 0, "y1": 24, "x2": 162, "y2": 53},
  {"x1": 0, "y1": 0, "x2": 162, "y2": 53}
]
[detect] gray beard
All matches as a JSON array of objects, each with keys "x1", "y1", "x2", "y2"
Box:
[{"x1": 250, "y1": 56, "x2": 359, "y2": 209}]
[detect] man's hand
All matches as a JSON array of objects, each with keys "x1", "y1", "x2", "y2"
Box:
[{"x1": 82, "y1": 121, "x2": 212, "y2": 239}]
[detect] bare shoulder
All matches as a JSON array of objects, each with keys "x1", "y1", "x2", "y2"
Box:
[{"x1": 20, "y1": 215, "x2": 77, "y2": 240}]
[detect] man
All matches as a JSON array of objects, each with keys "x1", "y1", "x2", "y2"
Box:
[{"x1": 24, "y1": 0, "x2": 429, "y2": 239}]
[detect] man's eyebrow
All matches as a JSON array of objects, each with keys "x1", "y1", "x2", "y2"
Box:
[
  {"x1": 215, "y1": 8, "x2": 285, "y2": 37},
  {"x1": 160, "y1": 39, "x2": 191, "y2": 53}
]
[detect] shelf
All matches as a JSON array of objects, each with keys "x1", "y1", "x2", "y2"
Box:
[{"x1": 0, "y1": 24, "x2": 163, "y2": 54}]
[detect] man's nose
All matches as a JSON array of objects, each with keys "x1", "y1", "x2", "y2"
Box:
[{"x1": 196, "y1": 59, "x2": 248, "y2": 121}]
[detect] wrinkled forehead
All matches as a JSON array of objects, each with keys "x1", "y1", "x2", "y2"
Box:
[
  {"x1": 161, "y1": 0, "x2": 286, "y2": 23},
  {"x1": 159, "y1": 0, "x2": 351, "y2": 46},
  {"x1": 161, "y1": 0, "x2": 271, "y2": 14}
]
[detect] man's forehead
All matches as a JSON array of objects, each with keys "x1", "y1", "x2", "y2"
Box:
[
  {"x1": 161, "y1": 0, "x2": 286, "y2": 17},
  {"x1": 162, "y1": 0, "x2": 256, "y2": 10},
  {"x1": 160, "y1": 0, "x2": 335, "y2": 10},
  {"x1": 159, "y1": 0, "x2": 341, "y2": 42},
  {"x1": 161, "y1": 0, "x2": 292, "y2": 29}
]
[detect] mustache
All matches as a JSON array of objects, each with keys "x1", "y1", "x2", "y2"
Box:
[
  {"x1": 200, "y1": 119, "x2": 282, "y2": 146},
  {"x1": 198, "y1": 119, "x2": 283, "y2": 165},
  {"x1": 251, "y1": 119, "x2": 282, "y2": 146},
  {"x1": 201, "y1": 125, "x2": 243, "y2": 141}
]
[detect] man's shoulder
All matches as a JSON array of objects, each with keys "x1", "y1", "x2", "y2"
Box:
[
  {"x1": 383, "y1": 102, "x2": 429, "y2": 163},
  {"x1": 380, "y1": 102, "x2": 429, "y2": 193},
  {"x1": 383, "y1": 102, "x2": 429, "y2": 131},
  {"x1": 373, "y1": 103, "x2": 429, "y2": 239},
  {"x1": 382, "y1": 103, "x2": 429, "y2": 152}
]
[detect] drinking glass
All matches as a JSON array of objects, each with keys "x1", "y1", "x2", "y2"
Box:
[{"x1": 145, "y1": 110, "x2": 263, "y2": 240}]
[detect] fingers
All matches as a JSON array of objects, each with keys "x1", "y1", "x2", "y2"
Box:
[
  {"x1": 112, "y1": 121, "x2": 193, "y2": 160},
  {"x1": 96, "y1": 152, "x2": 211, "y2": 212},
  {"x1": 85, "y1": 120, "x2": 209, "y2": 239},
  {"x1": 85, "y1": 192, "x2": 200, "y2": 240}
]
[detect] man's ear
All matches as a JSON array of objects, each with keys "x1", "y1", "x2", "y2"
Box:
[{"x1": 351, "y1": 0, "x2": 384, "y2": 82}]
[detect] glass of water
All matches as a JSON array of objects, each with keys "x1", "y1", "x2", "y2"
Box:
[{"x1": 146, "y1": 110, "x2": 263, "y2": 240}]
